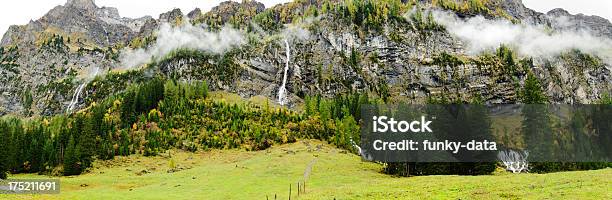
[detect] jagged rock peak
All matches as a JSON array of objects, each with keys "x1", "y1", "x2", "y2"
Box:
[
  {"x1": 65, "y1": 0, "x2": 97, "y2": 10},
  {"x1": 544, "y1": 7, "x2": 612, "y2": 38},
  {"x1": 187, "y1": 8, "x2": 202, "y2": 19},
  {"x1": 547, "y1": 8, "x2": 571, "y2": 16},
  {"x1": 202, "y1": 0, "x2": 265, "y2": 24},
  {"x1": 213, "y1": 0, "x2": 265, "y2": 12},
  {"x1": 159, "y1": 8, "x2": 184, "y2": 23}
]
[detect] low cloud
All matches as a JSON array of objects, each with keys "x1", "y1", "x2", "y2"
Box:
[
  {"x1": 119, "y1": 23, "x2": 245, "y2": 69},
  {"x1": 283, "y1": 24, "x2": 311, "y2": 42},
  {"x1": 432, "y1": 10, "x2": 612, "y2": 65}
]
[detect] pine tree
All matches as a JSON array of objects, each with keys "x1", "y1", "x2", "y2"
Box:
[
  {"x1": 464, "y1": 102, "x2": 496, "y2": 175},
  {"x1": 121, "y1": 91, "x2": 136, "y2": 128},
  {"x1": 11, "y1": 120, "x2": 25, "y2": 173},
  {"x1": 28, "y1": 124, "x2": 45, "y2": 172},
  {"x1": 42, "y1": 136, "x2": 57, "y2": 172},
  {"x1": 520, "y1": 71, "x2": 553, "y2": 172},
  {"x1": 593, "y1": 94, "x2": 612, "y2": 161},
  {"x1": 0, "y1": 121, "x2": 9, "y2": 179},
  {"x1": 63, "y1": 136, "x2": 82, "y2": 176},
  {"x1": 78, "y1": 115, "x2": 97, "y2": 169},
  {"x1": 521, "y1": 72, "x2": 547, "y2": 104},
  {"x1": 570, "y1": 108, "x2": 592, "y2": 160}
]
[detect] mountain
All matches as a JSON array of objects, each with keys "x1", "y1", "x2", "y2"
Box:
[
  {"x1": 545, "y1": 8, "x2": 612, "y2": 38},
  {"x1": 0, "y1": 0, "x2": 611, "y2": 117},
  {"x1": 2, "y1": 0, "x2": 147, "y2": 47},
  {"x1": 0, "y1": 0, "x2": 182, "y2": 115},
  {"x1": 493, "y1": 0, "x2": 612, "y2": 38}
]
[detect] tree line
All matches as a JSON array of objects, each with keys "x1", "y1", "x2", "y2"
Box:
[{"x1": 0, "y1": 77, "x2": 371, "y2": 178}]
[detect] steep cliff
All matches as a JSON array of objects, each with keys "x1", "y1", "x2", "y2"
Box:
[{"x1": 0, "y1": 0, "x2": 611, "y2": 116}]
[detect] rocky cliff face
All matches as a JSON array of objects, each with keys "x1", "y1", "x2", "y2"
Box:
[
  {"x1": 1, "y1": 0, "x2": 611, "y2": 116},
  {"x1": 1, "y1": 0, "x2": 150, "y2": 47},
  {"x1": 0, "y1": 0, "x2": 157, "y2": 115},
  {"x1": 490, "y1": 0, "x2": 612, "y2": 39},
  {"x1": 546, "y1": 8, "x2": 612, "y2": 39}
]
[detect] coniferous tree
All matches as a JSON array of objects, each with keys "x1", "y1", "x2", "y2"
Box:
[
  {"x1": 42, "y1": 136, "x2": 57, "y2": 172},
  {"x1": 593, "y1": 94, "x2": 612, "y2": 163},
  {"x1": 569, "y1": 109, "x2": 585, "y2": 158},
  {"x1": 11, "y1": 120, "x2": 25, "y2": 173},
  {"x1": 497, "y1": 45, "x2": 517, "y2": 75},
  {"x1": 78, "y1": 115, "x2": 97, "y2": 169},
  {"x1": 63, "y1": 136, "x2": 82, "y2": 176},
  {"x1": 520, "y1": 72, "x2": 553, "y2": 172},
  {"x1": 121, "y1": 90, "x2": 136, "y2": 128},
  {"x1": 465, "y1": 100, "x2": 497, "y2": 175},
  {"x1": 0, "y1": 121, "x2": 9, "y2": 179},
  {"x1": 520, "y1": 72, "x2": 547, "y2": 104},
  {"x1": 28, "y1": 124, "x2": 45, "y2": 172}
]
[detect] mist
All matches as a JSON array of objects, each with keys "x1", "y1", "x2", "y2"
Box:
[
  {"x1": 282, "y1": 24, "x2": 311, "y2": 42},
  {"x1": 431, "y1": 10, "x2": 612, "y2": 65},
  {"x1": 119, "y1": 23, "x2": 245, "y2": 69}
]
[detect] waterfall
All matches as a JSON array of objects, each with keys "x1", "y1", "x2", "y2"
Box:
[
  {"x1": 278, "y1": 39, "x2": 290, "y2": 106},
  {"x1": 350, "y1": 138, "x2": 362, "y2": 156},
  {"x1": 66, "y1": 67, "x2": 100, "y2": 113},
  {"x1": 66, "y1": 83, "x2": 86, "y2": 113},
  {"x1": 498, "y1": 149, "x2": 529, "y2": 173}
]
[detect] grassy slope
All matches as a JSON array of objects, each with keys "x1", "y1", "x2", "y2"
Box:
[{"x1": 1, "y1": 140, "x2": 610, "y2": 200}]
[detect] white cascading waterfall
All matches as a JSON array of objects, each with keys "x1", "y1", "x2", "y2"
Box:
[
  {"x1": 278, "y1": 39, "x2": 290, "y2": 106},
  {"x1": 66, "y1": 83, "x2": 86, "y2": 113},
  {"x1": 498, "y1": 149, "x2": 529, "y2": 173},
  {"x1": 350, "y1": 137, "x2": 362, "y2": 156},
  {"x1": 66, "y1": 67, "x2": 99, "y2": 113}
]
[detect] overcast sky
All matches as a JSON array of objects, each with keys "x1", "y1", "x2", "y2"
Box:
[{"x1": 1, "y1": 0, "x2": 611, "y2": 37}]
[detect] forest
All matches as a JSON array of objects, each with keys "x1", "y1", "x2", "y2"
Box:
[
  {"x1": 1, "y1": 70, "x2": 609, "y2": 178},
  {"x1": 0, "y1": 75, "x2": 372, "y2": 178}
]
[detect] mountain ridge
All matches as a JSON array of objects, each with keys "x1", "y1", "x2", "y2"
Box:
[
  {"x1": 0, "y1": 0, "x2": 610, "y2": 116},
  {"x1": 3, "y1": 0, "x2": 612, "y2": 46}
]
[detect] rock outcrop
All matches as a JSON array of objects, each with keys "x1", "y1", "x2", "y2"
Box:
[
  {"x1": 491, "y1": 0, "x2": 612, "y2": 39},
  {"x1": 1, "y1": 0, "x2": 150, "y2": 47},
  {"x1": 546, "y1": 8, "x2": 612, "y2": 39}
]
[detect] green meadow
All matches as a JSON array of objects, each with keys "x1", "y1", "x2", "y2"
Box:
[{"x1": 2, "y1": 140, "x2": 610, "y2": 200}]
